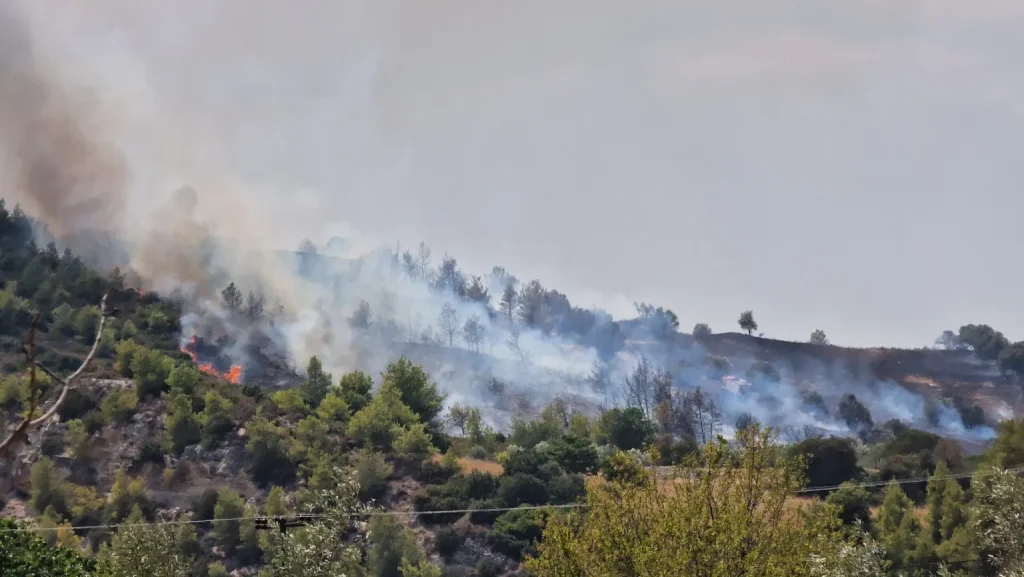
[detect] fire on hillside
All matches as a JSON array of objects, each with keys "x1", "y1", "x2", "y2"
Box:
[{"x1": 180, "y1": 336, "x2": 243, "y2": 384}]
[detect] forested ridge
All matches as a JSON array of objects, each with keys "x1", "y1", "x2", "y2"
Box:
[{"x1": 4, "y1": 198, "x2": 1024, "y2": 577}]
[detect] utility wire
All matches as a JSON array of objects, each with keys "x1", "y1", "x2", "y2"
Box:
[
  {"x1": 3, "y1": 466, "x2": 1021, "y2": 534},
  {"x1": 792, "y1": 465, "x2": 1024, "y2": 494}
]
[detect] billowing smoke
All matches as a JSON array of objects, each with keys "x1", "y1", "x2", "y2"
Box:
[
  {"x1": 0, "y1": 3, "x2": 127, "y2": 242},
  {"x1": 0, "y1": 1, "x2": 1011, "y2": 444}
]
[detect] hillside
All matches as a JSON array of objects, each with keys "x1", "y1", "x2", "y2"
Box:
[
  {"x1": 4, "y1": 199, "x2": 1024, "y2": 576},
  {"x1": 692, "y1": 331, "x2": 1020, "y2": 418}
]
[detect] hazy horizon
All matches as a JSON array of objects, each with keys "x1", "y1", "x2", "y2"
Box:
[{"x1": 6, "y1": 1, "x2": 1024, "y2": 349}]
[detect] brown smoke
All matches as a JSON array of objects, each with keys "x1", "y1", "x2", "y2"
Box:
[
  {"x1": 0, "y1": 3, "x2": 127, "y2": 239},
  {"x1": 131, "y1": 185, "x2": 220, "y2": 296}
]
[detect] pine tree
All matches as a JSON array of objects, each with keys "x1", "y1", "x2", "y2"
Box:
[
  {"x1": 165, "y1": 393, "x2": 201, "y2": 455},
  {"x1": 939, "y1": 479, "x2": 966, "y2": 543},
  {"x1": 876, "y1": 481, "x2": 922, "y2": 571},
  {"x1": 300, "y1": 356, "x2": 332, "y2": 407},
  {"x1": 926, "y1": 460, "x2": 950, "y2": 546}
]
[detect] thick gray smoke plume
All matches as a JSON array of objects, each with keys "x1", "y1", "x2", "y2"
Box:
[
  {"x1": 1, "y1": 1, "x2": 1012, "y2": 444},
  {"x1": 0, "y1": 3, "x2": 127, "y2": 242}
]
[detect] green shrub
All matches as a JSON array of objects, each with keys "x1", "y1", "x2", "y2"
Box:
[
  {"x1": 57, "y1": 389, "x2": 96, "y2": 422},
  {"x1": 548, "y1": 474, "x2": 586, "y2": 505},
  {"x1": 199, "y1": 391, "x2": 235, "y2": 448},
  {"x1": 164, "y1": 394, "x2": 201, "y2": 455},
  {"x1": 101, "y1": 385, "x2": 138, "y2": 425},
  {"x1": 497, "y1": 473, "x2": 549, "y2": 508},
  {"x1": 29, "y1": 457, "x2": 67, "y2": 516},
  {"x1": 192, "y1": 488, "x2": 220, "y2": 525},
  {"x1": 475, "y1": 557, "x2": 502, "y2": 577},
  {"x1": 245, "y1": 416, "x2": 296, "y2": 488},
  {"x1": 113, "y1": 339, "x2": 141, "y2": 377},
  {"x1": 65, "y1": 419, "x2": 89, "y2": 463},
  {"x1": 73, "y1": 305, "x2": 101, "y2": 342},
  {"x1": 502, "y1": 448, "x2": 552, "y2": 480},
  {"x1": 135, "y1": 442, "x2": 165, "y2": 469},
  {"x1": 434, "y1": 527, "x2": 461, "y2": 560},
  {"x1": 487, "y1": 508, "x2": 545, "y2": 560},
  {"x1": 353, "y1": 448, "x2": 393, "y2": 502},
  {"x1": 81, "y1": 410, "x2": 106, "y2": 434},
  {"x1": 414, "y1": 472, "x2": 500, "y2": 524},
  {"x1": 130, "y1": 348, "x2": 174, "y2": 399},
  {"x1": 416, "y1": 458, "x2": 461, "y2": 486}
]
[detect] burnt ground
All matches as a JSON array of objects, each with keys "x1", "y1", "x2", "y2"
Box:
[{"x1": 689, "y1": 332, "x2": 1023, "y2": 417}]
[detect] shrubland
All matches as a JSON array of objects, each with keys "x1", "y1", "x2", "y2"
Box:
[{"x1": 4, "y1": 199, "x2": 1024, "y2": 575}]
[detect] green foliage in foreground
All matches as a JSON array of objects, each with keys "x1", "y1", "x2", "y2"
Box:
[{"x1": 0, "y1": 518, "x2": 94, "y2": 577}]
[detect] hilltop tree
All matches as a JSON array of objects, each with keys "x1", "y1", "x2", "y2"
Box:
[
  {"x1": 500, "y1": 282, "x2": 518, "y2": 324},
  {"x1": 957, "y1": 323, "x2": 1009, "y2": 361},
  {"x1": 809, "y1": 329, "x2": 830, "y2": 345},
  {"x1": 438, "y1": 302, "x2": 458, "y2": 347},
  {"x1": 221, "y1": 282, "x2": 243, "y2": 314},
  {"x1": 433, "y1": 254, "x2": 467, "y2": 297},
  {"x1": 934, "y1": 330, "x2": 964, "y2": 350},
  {"x1": 738, "y1": 310, "x2": 758, "y2": 336},
  {"x1": 634, "y1": 302, "x2": 680, "y2": 334},
  {"x1": 517, "y1": 279, "x2": 548, "y2": 328},
  {"x1": 462, "y1": 314, "x2": 485, "y2": 353},
  {"x1": 465, "y1": 275, "x2": 491, "y2": 309},
  {"x1": 692, "y1": 323, "x2": 712, "y2": 337},
  {"x1": 997, "y1": 341, "x2": 1024, "y2": 376}
]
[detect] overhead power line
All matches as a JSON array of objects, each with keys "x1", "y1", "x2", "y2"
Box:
[{"x1": 2, "y1": 466, "x2": 1021, "y2": 534}]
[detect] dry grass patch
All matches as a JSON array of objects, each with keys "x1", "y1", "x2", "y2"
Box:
[{"x1": 431, "y1": 454, "x2": 504, "y2": 475}]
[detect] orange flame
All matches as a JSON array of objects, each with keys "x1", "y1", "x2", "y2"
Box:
[{"x1": 180, "y1": 336, "x2": 242, "y2": 384}]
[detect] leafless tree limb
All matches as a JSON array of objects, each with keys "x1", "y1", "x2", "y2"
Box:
[
  {"x1": 0, "y1": 293, "x2": 110, "y2": 458},
  {"x1": 0, "y1": 313, "x2": 41, "y2": 457}
]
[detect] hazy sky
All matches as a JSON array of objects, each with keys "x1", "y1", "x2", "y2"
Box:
[{"x1": 14, "y1": 1, "x2": 1024, "y2": 348}]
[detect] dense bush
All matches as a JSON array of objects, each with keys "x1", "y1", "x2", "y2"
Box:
[
  {"x1": 548, "y1": 473, "x2": 586, "y2": 505},
  {"x1": 597, "y1": 407, "x2": 656, "y2": 451},
  {"x1": 487, "y1": 508, "x2": 545, "y2": 560},
  {"x1": 434, "y1": 527, "x2": 461, "y2": 560},
  {"x1": 790, "y1": 436, "x2": 862, "y2": 492},
  {"x1": 414, "y1": 471, "x2": 500, "y2": 524},
  {"x1": 546, "y1": 434, "x2": 599, "y2": 474},
  {"x1": 497, "y1": 473, "x2": 549, "y2": 508}
]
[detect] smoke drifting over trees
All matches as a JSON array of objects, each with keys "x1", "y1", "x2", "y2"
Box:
[{"x1": 0, "y1": 0, "x2": 1018, "y2": 446}]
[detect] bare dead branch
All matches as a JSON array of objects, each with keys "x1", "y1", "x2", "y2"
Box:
[
  {"x1": 0, "y1": 313, "x2": 41, "y2": 457},
  {"x1": 0, "y1": 293, "x2": 110, "y2": 458},
  {"x1": 30, "y1": 293, "x2": 109, "y2": 426}
]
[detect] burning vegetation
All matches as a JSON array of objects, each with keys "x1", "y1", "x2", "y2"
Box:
[{"x1": 179, "y1": 335, "x2": 243, "y2": 384}]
